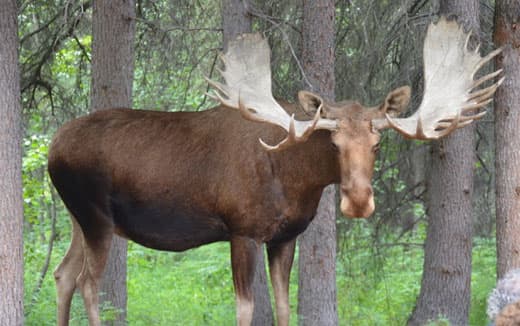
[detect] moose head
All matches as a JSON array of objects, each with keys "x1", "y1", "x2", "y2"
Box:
[{"x1": 207, "y1": 17, "x2": 503, "y2": 218}]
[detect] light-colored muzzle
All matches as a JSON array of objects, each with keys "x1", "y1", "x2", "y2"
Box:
[{"x1": 340, "y1": 184, "x2": 375, "y2": 218}]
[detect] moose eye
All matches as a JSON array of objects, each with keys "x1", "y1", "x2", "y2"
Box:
[
  {"x1": 372, "y1": 142, "x2": 381, "y2": 153},
  {"x1": 331, "y1": 142, "x2": 339, "y2": 153}
]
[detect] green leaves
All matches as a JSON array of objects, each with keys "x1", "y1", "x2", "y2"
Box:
[
  {"x1": 22, "y1": 134, "x2": 51, "y2": 226},
  {"x1": 23, "y1": 134, "x2": 49, "y2": 172}
]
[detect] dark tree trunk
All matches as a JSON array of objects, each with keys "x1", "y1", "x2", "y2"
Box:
[
  {"x1": 0, "y1": 0, "x2": 24, "y2": 324},
  {"x1": 91, "y1": 0, "x2": 135, "y2": 324},
  {"x1": 494, "y1": 0, "x2": 520, "y2": 279},
  {"x1": 220, "y1": 1, "x2": 274, "y2": 325},
  {"x1": 297, "y1": 1, "x2": 337, "y2": 325},
  {"x1": 222, "y1": 0, "x2": 251, "y2": 51},
  {"x1": 408, "y1": 3, "x2": 479, "y2": 325}
]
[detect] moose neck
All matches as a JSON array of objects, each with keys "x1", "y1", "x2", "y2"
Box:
[{"x1": 271, "y1": 129, "x2": 340, "y2": 194}]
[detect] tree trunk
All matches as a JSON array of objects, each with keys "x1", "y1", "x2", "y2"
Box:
[
  {"x1": 91, "y1": 0, "x2": 135, "y2": 324},
  {"x1": 220, "y1": 1, "x2": 274, "y2": 324},
  {"x1": 297, "y1": 1, "x2": 337, "y2": 325},
  {"x1": 222, "y1": 0, "x2": 251, "y2": 51},
  {"x1": 408, "y1": 4, "x2": 479, "y2": 325},
  {"x1": 0, "y1": 0, "x2": 24, "y2": 324},
  {"x1": 251, "y1": 255, "x2": 273, "y2": 326},
  {"x1": 494, "y1": 0, "x2": 520, "y2": 279}
]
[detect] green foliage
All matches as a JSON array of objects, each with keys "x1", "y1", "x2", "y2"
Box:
[
  {"x1": 470, "y1": 238, "x2": 497, "y2": 326},
  {"x1": 126, "y1": 243, "x2": 235, "y2": 325},
  {"x1": 334, "y1": 220, "x2": 497, "y2": 326},
  {"x1": 336, "y1": 220, "x2": 424, "y2": 325},
  {"x1": 23, "y1": 219, "x2": 497, "y2": 325},
  {"x1": 23, "y1": 134, "x2": 51, "y2": 225}
]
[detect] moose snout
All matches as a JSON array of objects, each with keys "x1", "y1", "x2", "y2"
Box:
[{"x1": 340, "y1": 184, "x2": 375, "y2": 218}]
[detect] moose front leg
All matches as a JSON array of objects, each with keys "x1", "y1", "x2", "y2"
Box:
[
  {"x1": 267, "y1": 239, "x2": 296, "y2": 326},
  {"x1": 230, "y1": 236, "x2": 261, "y2": 326}
]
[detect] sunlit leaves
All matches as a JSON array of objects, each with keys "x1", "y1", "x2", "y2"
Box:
[{"x1": 22, "y1": 134, "x2": 51, "y2": 226}]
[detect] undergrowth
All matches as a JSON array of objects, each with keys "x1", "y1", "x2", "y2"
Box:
[{"x1": 23, "y1": 224, "x2": 497, "y2": 325}]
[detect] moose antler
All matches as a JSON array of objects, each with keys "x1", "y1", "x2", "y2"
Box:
[
  {"x1": 206, "y1": 33, "x2": 337, "y2": 151},
  {"x1": 374, "y1": 17, "x2": 504, "y2": 139}
]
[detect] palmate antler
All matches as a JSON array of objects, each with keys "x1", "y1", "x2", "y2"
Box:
[
  {"x1": 374, "y1": 17, "x2": 504, "y2": 139},
  {"x1": 207, "y1": 18, "x2": 503, "y2": 150},
  {"x1": 206, "y1": 33, "x2": 337, "y2": 151}
]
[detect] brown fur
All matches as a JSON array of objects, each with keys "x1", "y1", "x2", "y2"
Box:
[{"x1": 48, "y1": 87, "x2": 409, "y2": 326}]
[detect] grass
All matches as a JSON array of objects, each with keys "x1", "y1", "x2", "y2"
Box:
[
  {"x1": 126, "y1": 242, "x2": 235, "y2": 325},
  {"x1": 23, "y1": 229, "x2": 497, "y2": 325}
]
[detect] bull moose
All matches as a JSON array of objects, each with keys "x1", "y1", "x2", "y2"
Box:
[{"x1": 48, "y1": 17, "x2": 502, "y2": 326}]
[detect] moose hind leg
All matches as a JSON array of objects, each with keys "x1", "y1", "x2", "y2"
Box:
[
  {"x1": 75, "y1": 217, "x2": 114, "y2": 326},
  {"x1": 267, "y1": 239, "x2": 296, "y2": 326},
  {"x1": 230, "y1": 236, "x2": 261, "y2": 326},
  {"x1": 54, "y1": 218, "x2": 85, "y2": 326}
]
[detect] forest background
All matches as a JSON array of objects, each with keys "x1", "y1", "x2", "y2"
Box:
[{"x1": 3, "y1": 0, "x2": 518, "y2": 325}]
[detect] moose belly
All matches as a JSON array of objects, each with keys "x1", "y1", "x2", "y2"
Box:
[{"x1": 110, "y1": 194, "x2": 229, "y2": 251}]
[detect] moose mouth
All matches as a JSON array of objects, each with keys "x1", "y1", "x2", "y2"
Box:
[{"x1": 340, "y1": 189, "x2": 375, "y2": 218}]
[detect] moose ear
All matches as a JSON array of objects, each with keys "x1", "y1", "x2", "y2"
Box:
[
  {"x1": 298, "y1": 91, "x2": 325, "y2": 115},
  {"x1": 379, "y1": 86, "x2": 411, "y2": 117}
]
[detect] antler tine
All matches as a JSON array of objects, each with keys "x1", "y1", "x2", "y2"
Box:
[
  {"x1": 461, "y1": 98, "x2": 493, "y2": 112},
  {"x1": 432, "y1": 112, "x2": 460, "y2": 138},
  {"x1": 461, "y1": 110, "x2": 488, "y2": 121},
  {"x1": 416, "y1": 117, "x2": 425, "y2": 139},
  {"x1": 436, "y1": 120, "x2": 471, "y2": 131},
  {"x1": 236, "y1": 96, "x2": 292, "y2": 151},
  {"x1": 239, "y1": 95, "x2": 324, "y2": 151},
  {"x1": 258, "y1": 115, "x2": 297, "y2": 151},
  {"x1": 416, "y1": 111, "x2": 460, "y2": 140},
  {"x1": 468, "y1": 76, "x2": 505, "y2": 102},
  {"x1": 204, "y1": 77, "x2": 234, "y2": 106},
  {"x1": 377, "y1": 17, "x2": 504, "y2": 140},
  {"x1": 437, "y1": 110, "x2": 487, "y2": 128},
  {"x1": 206, "y1": 33, "x2": 337, "y2": 151},
  {"x1": 472, "y1": 69, "x2": 503, "y2": 89},
  {"x1": 473, "y1": 44, "x2": 481, "y2": 55},
  {"x1": 384, "y1": 113, "x2": 411, "y2": 138},
  {"x1": 472, "y1": 47, "x2": 503, "y2": 77}
]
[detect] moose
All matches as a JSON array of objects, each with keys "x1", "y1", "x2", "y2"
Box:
[{"x1": 48, "y1": 17, "x2": 502, "y2": 326}]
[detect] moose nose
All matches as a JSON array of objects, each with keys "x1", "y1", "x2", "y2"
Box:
[
  {"x1": 340, "y1": 185, "x2": 375, "y2": 218},
  {"x1": 341, "y1": 185, "x2": 373, "y2": 198}
]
